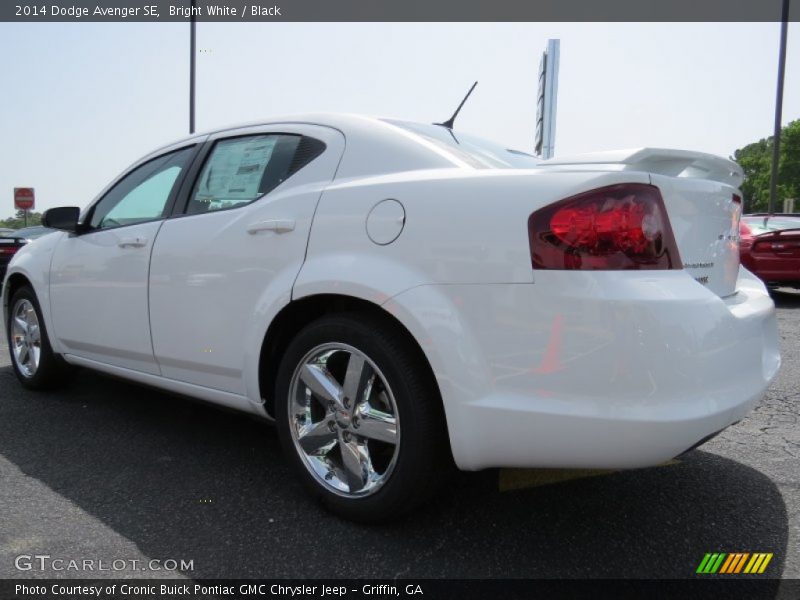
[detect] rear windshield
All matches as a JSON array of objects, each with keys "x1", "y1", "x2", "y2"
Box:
[
  {"x1": 383, "y1": 119, "x2": 540, "y2": 169},
  {"x1": 743, "y1": 217, "x2": 800, "y2": 234}
]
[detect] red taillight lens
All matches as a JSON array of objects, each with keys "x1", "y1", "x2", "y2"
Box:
[
  {"x1": 528, "y1": 183, "x2": 681, "y2": 270},
  {"x1": 0, "y1": 246, "x2": 20, "y2": 255}
]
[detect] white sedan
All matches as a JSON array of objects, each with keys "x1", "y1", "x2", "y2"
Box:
[{"x1": 3, "y1": 114, "x2": 780, "y2": 522}]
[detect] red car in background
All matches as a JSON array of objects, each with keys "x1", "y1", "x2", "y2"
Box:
[{"x1": 740, "y1": 214, "x2": 800, "y2": 289}]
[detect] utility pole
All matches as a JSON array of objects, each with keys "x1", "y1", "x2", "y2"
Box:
[
  {"x1": 768, "y1": 0, "x2": 790, "y2": 215},
  {"x1": 189, "y1": 0, "x2": 196, "y2": 134}
]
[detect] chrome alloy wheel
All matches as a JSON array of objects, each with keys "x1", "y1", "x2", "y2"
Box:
[
  {"x1": 288, "y1": 343, "x2": 401, "y2": 497},
  {"x1": 11, "y1": 298, "x2": 41, "y2": 378}
]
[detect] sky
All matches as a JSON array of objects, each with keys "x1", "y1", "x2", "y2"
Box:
[{"x1": 0, "y1": 21, "x2": 798, "y2": 218}]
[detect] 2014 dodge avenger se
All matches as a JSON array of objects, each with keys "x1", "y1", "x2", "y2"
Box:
[{"x1": 3, "y1": 114, "x2": 780, "y2": 521}]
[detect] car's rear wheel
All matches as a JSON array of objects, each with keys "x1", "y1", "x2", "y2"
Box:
[
  {"x1": 7, "y1": 285, "x2": 72, "y2": 390},
  {"x1": 275, "y1": 313, "x2": 450, "y2": 522}
]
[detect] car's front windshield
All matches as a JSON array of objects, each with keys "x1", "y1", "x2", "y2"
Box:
[{"x1": 383, "y1": 119, "x2": 540, "y2": 169}]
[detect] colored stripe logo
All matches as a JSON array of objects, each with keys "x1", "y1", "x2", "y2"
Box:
[{"x1": 696, "y1": 552, "x2": 773, "y2": 574}]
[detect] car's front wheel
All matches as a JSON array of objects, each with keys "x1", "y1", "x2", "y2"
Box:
[
  {"x1": 7, "y1": 285, "x2": 72, "y2": 390},
  {"x1": 275, "y1": 313, "x2": 450, "y2": 522}
]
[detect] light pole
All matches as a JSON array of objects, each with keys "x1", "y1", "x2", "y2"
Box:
[
  {"x1": 768, "y1": 0, "x2": 790, "y2": 215},
  {"x1": 189, "y1": 0, "x2": 196, "y2": 134}
]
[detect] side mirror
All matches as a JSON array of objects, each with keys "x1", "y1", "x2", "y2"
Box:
[{"x1": 42, "y1": 207, "x2": 81, "y2": 232}]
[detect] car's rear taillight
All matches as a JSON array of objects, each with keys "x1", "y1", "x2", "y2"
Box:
[
  {"x1": 0, "y1": 246, "x2": 20, "y2": 256},
  {"x1": 528, "y1": 183, "x2": 681, "y2": 270},
  {"x1": 754, "y1": 240, "x2": 800, "y2": 252}
]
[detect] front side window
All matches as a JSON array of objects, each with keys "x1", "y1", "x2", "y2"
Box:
[
  {"x1": 186, "y1": 134, "x2": 308, "y2": 215},
  {"x1": 90, "y1": 146, "x2": 195, "y2": 230}
]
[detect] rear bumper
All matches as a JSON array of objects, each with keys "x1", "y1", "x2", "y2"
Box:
[{"x1": 389, "y1": 267, "x2": 780, "y2": 470}]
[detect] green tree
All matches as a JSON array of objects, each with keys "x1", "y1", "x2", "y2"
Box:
[
  {"x1": 780, "y1": 119, "x2": 800, "y2": 202},
  {"x1": 733, "y1": 119, "x2": 800, "y2": 212},
  {"x1": 0, "y1": 210, "x2": 43, "y2": 229}
]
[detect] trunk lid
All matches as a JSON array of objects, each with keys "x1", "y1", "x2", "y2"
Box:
[
  {"x1": 652, "y1": 174, "x2": 741, "y2": 297},
  {"x1": 541, "y1": 148, "x2": 743, "y2": 297}
]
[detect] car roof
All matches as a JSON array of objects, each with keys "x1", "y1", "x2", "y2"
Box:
[
  {"x1": 149, "y1": 113, "x2": 402, "y2": 153},
  {"x1": 136, "y1": 113, "x2": 465, "y2": 181},
  {"x1": 173, "y1": 113, "x2": 387, "y2": 141},
  {"x1": 82, "y1": 114, "x2": 467, "y2": 214}
]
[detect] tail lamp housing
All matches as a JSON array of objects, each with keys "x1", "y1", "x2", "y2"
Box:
[
  {"x1": 754, "y1": 239, "x2": 800, "y2": 252},
  {"x1": 528, "y1": 183, "x2": 682, "y2": 270}
]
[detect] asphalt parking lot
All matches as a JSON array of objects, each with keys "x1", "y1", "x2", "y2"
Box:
[{"x1": 0, "y1": 291, "x2": 798, "y2": 580}]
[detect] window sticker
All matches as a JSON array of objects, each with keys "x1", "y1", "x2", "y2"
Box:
[{"x1": 196, "y1": 137, "x2": 277, "y2": 205}]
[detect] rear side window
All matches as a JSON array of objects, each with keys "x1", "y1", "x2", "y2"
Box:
[{"x1": 186, "y1": 134, "x2": 325, "y2": 215}]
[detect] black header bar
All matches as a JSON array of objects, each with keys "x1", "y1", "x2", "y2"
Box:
[{"x1": 3, "y1": 0, "x2": 800, "y2": 22}]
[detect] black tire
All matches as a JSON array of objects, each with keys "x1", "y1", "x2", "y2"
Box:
[
  {"x1": 275, "y1": 312, "x2": 451, "y2": 523},
  {"x1": 7, "y1": 285, "x2": 72, "y2": 390}
]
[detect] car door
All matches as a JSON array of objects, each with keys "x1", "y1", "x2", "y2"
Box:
[
  {"x1": 49, "y1": 143, "x2": 199, "y2": 374},
  {"x1": 148, "y1": 125, "x2": 345, "y2": 395}
]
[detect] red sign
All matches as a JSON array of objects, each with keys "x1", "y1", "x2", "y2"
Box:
[{"x1": 14, "y1": 187, "x2": 35, "y2": 211}]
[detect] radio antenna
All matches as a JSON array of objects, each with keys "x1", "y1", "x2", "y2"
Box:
[{"x1": 435, "y1": 81, "x2": 478, "y2": 130}]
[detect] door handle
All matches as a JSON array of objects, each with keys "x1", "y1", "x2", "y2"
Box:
[
  {"x1": 117, "y1": 237, "x2": 147, "y2": 248},
  {"x1": 247, "y1": 219, "x2": 296, "y2": 235}
]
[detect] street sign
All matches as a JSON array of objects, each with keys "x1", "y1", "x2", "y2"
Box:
[
  {"x1": 14, "y1": 188, "x2": 35, "y2": 211},
  {"x1": 534, "y1": 39, "x2": 560, "y2": 159}
]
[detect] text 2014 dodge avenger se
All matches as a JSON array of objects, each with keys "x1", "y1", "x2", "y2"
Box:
[{"x1": 3, "y1": 115, "x2": 780, "y2": 521}]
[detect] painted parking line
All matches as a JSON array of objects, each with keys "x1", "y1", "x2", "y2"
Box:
[{"x1": 499, "y1": 459, "x2": 681, "y2": 492}]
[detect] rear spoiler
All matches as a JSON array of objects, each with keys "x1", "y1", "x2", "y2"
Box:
[{"x1": 540, "y1": 148, "x2": 743, "y2": 188}]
